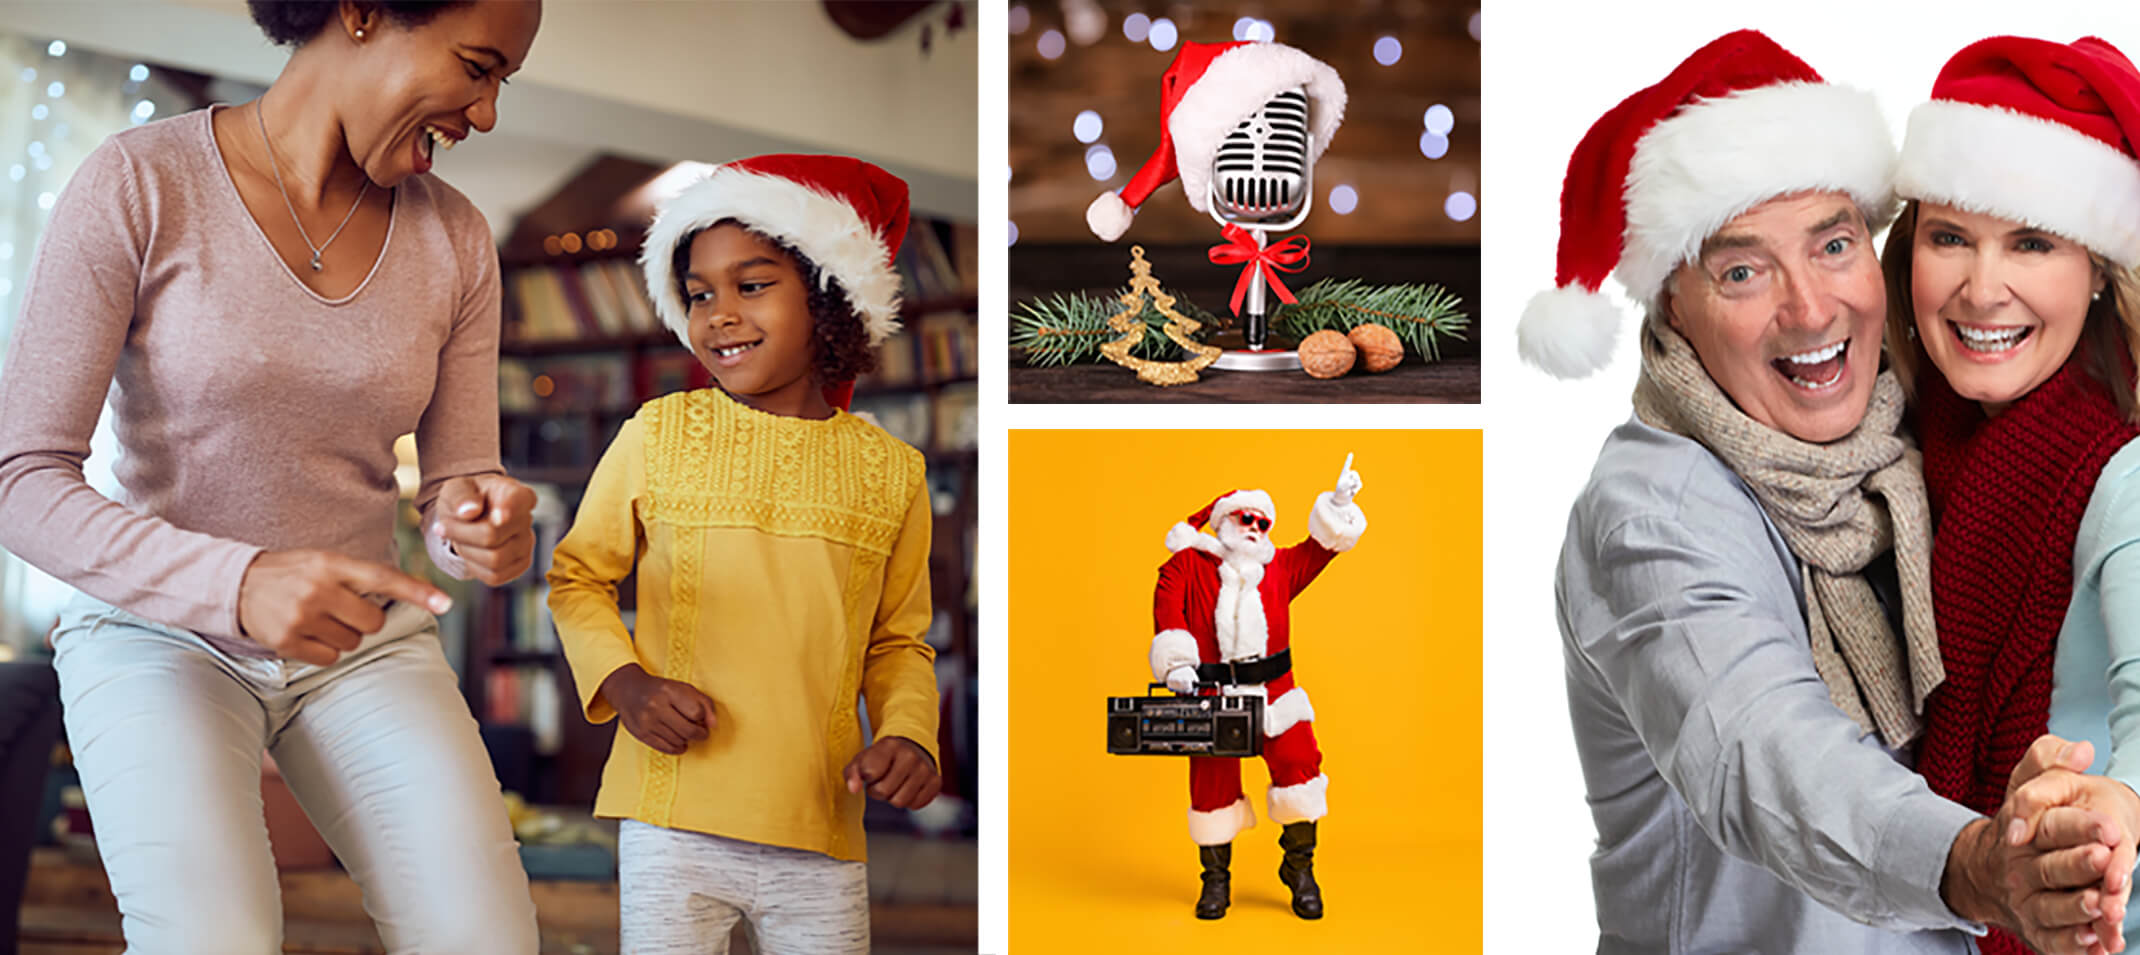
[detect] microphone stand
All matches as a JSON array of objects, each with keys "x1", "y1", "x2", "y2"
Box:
[{"x1": 1214, "y1": 224, "x2": 1302, "y2": 372}]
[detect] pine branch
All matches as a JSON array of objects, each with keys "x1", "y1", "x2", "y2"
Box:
[
  {"x1": 1008, "y1": 290, "x2": 1222, "y2": 365},
  {"x1": 1272, "y1": 279, "x2": 1469, "y2": 361}
]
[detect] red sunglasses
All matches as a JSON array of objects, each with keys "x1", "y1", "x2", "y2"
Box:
[{"x1": 1233, "y1": 511, "x2": 1271, "y2": 532}]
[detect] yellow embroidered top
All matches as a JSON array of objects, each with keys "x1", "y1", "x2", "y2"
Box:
[{"x1": 546, "y1": 388, "x2": 937, "y2": 862}]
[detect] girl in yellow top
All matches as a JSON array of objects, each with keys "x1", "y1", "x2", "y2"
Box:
[{"x1": 547, "y1": 154, "x2": 940, "y2": 954}]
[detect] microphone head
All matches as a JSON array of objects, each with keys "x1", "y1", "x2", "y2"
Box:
[{"x1": 1210, "y1": 87, "x2": 1311, "y2": 227}]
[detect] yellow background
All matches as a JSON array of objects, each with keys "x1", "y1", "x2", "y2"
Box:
[{"x1": 1008, "y1": 429, "x2": 1483, "y2": 951}]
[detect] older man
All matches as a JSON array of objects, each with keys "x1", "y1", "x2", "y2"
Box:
[{"x1": 1520, "y1": 29, "x2": 2135, "y2": 955}]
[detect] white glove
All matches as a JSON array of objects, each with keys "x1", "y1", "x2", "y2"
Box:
[
  {"x1": 1332, "y1": 452, "x2": 1363, "y2": 507},
  {"x1": 1165, "y1": 666, "x2": 1198, "y2": 695}
]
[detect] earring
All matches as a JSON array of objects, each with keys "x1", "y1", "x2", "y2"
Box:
[
  {"x1": 354, "y1": 28, "x2": 366, "y2": 40},
  {"x1": 2095, "y1": 289, "x2": 2105, "y2": 301}
]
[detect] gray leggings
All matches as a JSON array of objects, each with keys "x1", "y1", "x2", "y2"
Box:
[
  {"x1": 619, "y1": 820, "x2": 870, "y2": 954},
  {"x1": 51, "y1": 595, "x2": 539, "y2": 954}
]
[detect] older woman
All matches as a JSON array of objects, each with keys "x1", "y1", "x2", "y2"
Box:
[
  {"x1": 1885, "y1": 34, "x2": 2140, "y2": 955},
  {"x1": 0, "y1": 1, "x2": 543, "y2": 950}
]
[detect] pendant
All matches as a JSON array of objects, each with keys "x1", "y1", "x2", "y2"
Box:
[{"x1": 309, "y1": 254, "x2": 323, "y2": 272}]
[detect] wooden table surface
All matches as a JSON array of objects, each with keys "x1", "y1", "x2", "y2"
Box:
[{"x1": 1008, "y1": 355, "x2": 1479, "y2": 404}]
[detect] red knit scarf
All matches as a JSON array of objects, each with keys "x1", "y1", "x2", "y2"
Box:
[{"x1": 1913, "y1": 354, "x2": 2136, "y2": 954}]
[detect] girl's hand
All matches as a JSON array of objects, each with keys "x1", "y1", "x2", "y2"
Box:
[
  {"x1": 843, "y1": 736, "x2": 941, "y2": 809},
  {"x1": 237, "y1": 549, "x2": 454, "y2": 665},
  {"x1": 432, "y1": 474, "x2": 537, "y2": 586},
  {"x1": 598, "y1": 664, "x2": 716, "y2": 755}
]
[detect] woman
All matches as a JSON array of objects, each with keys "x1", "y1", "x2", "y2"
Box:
[
  {"x1": 1887, "y1": 34, "x2": 2140, "y2": 955},
  {"x1": 0, "y1": 1, "x2": 544, "y2": 950}
]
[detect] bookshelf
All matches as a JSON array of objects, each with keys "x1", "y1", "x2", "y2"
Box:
[{"x1": 473, "y1": 217, "x2": 980, "y2": 816}]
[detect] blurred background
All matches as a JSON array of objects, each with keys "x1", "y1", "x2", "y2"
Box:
[
  {"x1": 1006, "y1": 0, "x2": 1480, "y2": 401},
  {"x1": 0, "y1": 3, "x2": 976, "y2": 953}
]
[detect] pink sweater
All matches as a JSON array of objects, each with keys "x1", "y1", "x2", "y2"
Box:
[{"x1": 0, "y1": 107, "x2": 503, "y2": 650}]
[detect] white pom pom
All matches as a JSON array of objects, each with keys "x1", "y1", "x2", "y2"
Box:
[
  {"x1": 1087, "y1": 191, "x2": 1135, "y2": 242},
  {"x1": 1164, "y1": 521, "x2": 1201, "y2": 553},
  {"x1": 1517, "y1": 284, "x2": 1627, "y2": 380}
]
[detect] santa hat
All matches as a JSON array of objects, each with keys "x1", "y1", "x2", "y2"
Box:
[
  {"x1": 1516, "y1": 30, "x2": 1897, "y2": 379},
  {"x1": 1896, "y1": 36, "x2": 2140, "y2": 267},
  {"x1": 641, "y1": 154, "x2": 910, "y2": 410},
  {"x1": 1164, "y1": 488, "x2": 1276, "y2": 553},
  {"x1": 1087, "y1": 40, "x2": 1346, "y2": 242}
]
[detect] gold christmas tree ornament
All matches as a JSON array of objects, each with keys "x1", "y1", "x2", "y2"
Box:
[{"x1": 1100, "y1": 247, "x2": 1222, "y2": 386}]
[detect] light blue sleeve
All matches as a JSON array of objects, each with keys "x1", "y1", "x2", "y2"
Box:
[{"x1": 2085, "y1": 440, "x2": 2140, "y2": 791}]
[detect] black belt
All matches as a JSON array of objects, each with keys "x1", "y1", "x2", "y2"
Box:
[{"x1": 1195, "y1": 649, "x2": 1291, "y2": 687}]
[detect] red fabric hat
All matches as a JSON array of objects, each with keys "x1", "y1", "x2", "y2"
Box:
[
  {"x1": 1165, "y1": 489, "x2": 1276, "y2": 553},
  {"x1": 1896, "y1": 36, "x2": 2140, "y2": 267},
  {"x1": 1087, "y1": 40, "x2": 1346, "y2": 242},
  {"x1": 1517, "y1": 30, "x2": 1897, "y2": 379},
  {"x1": 642, "y1": 154, "x2": 910, "y2": 409}
]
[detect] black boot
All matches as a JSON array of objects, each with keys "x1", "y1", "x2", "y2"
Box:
[
  {"x1": 1196, "y1": 843, "x2": 1232, "y2": 919},
  {"x1": 1278, "y1": 821, "x2": 1323, "y2": 919}
]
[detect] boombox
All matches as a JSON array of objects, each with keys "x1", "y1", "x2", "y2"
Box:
[{"x1": 1106, "y1": 684, "x2": 1263, "y2": 757}]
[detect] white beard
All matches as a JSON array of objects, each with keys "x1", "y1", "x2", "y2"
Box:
[{"x1": 1213, "y1": 520, "x2": 1275, "y2": 663}]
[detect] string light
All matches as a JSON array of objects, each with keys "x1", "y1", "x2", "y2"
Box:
[
  {"x1": 1373, "y1": 37, "x2": 1401, "y2": 66},
  {"x1": 1329, "y1": 185, "x2": 1359, "y2": 215},
  {"x1": 1445, "y1": 191, "x2": 1477, "y2": 222}
]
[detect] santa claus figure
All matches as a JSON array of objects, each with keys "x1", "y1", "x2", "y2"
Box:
[{"x1": 1149, "y1": 456, "x2": 1366, "y2": 921}]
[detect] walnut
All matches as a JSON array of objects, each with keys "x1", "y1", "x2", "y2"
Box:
[
  {"x1": 1297, "y1": 329, "x2": 1356, "y2": 379},
  {"x1": 1348, "y1": 323, "x2": 1405, "y2": 373}
]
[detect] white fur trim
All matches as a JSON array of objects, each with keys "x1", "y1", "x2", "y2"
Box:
[
  {"x1": 1170, "y1": 43, "x2": 1346, "y2": 215},
  {"x1": 1517, "y1": 284, "x2": 1627, "y2": 380},
  {"x1": 1165, "y1": 521, "x2": 1221, "y2": 555},
  {"x1": 1263, "y1": 687, "x2": 1315, "y2": 738},
  {"x1": 1209, "y1": 489, "x2": 1275, "y2": 527},
  {"x1": 1306, "y1": 491, "x2": 1366, "y2": 553},
  {"x1": 1214, "y1": 555, "x2": 1270, "y2": 662},
  {"x1": 1267, "y1": 774, "x2": 1329, "y2": 825},
  {"x1": 1621, "y1": 82, "x2": 1896, "y2": 308},
  {"x1": 1897, "y1": 100, "x2": 2140, "y2": 267},
  {"x1": 1187, "y1": 796, "x2": 1258, "y2": 846},
  {"x1": 1150, "y1": 628, "x2": 1201, "y2": 682},
  {"x1": 641, "y1": 166, "x2": 903, "y2": 349},
  {"x1": 1088, "y1": 190, "x2": 1135, "y2": 242}
]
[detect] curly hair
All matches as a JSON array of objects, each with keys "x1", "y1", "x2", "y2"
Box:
[
  {"x1": 669, "y1": 222, "x2": 880, "y2": 386},
  {"x1": 247, "y1": 1, "x2": 466, "y2": 46}
]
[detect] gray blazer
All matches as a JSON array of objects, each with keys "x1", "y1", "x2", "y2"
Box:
[{"x1": 1558, "y1": 419, "x2": 1981, "y2": 954}]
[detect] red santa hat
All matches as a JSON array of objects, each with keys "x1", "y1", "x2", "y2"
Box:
[
  {"x1": 642, "y1": 154, "x2": 910, "y2": 410},
  {"x1": 1087, "y1": 40, "x2": 1346, "y2": 242},
  {"x1": 1165, "y1": 488, "x2": 1276, "y2": 554},
  {"x1": 1895, "y1": 36, "x2": 2140, "y2": 267},
  {"x1": 1516, "y1": 30, "x2": 1897, "y2": 380}
]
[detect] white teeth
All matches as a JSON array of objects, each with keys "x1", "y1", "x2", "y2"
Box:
[
  {"x1": 426, "y1": 127, "x2": 456, "y2": 151},
  {"x1": 716, "y1": 343, "x2": 757, "y2": 358},
  {"x1": 1782, "y1": 341, "x2": 1846, "y2": 365},
  {"x1": 1955, "y1": 323, "x2": 2029, "y2": 353}
]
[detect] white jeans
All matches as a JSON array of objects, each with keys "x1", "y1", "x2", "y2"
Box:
[
  {"x1": 618, "y1": 820, "x2": 869, "y2": 954},
  {"x1": 51, "y1": 595, "x2": 539, "y2": 955}
]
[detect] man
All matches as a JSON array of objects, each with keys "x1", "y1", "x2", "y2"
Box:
[
  {"x1": 1147, "y1": 456, "x2": 1365, "y2": 920},
  {"x1": 1518, "y1": 29, "x2": 2135, "y2": 955}
]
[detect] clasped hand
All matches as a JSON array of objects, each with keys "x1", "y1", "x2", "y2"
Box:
[{"x1": 1965, "y1": 735, "x2": 2140, "y2": 955}]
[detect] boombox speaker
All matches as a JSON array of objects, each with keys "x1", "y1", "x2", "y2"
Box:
[{"x1": 1107, "y1": 684, "x2": 1263, "y2": 757}]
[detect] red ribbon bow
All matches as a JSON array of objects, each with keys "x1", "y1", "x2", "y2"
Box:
[{"x1": 1207, "y1": 225, "x2": 1311, "y2": 317}]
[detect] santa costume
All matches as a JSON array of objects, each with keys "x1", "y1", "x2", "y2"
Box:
[{"x1": 1149, "y1": 477, "x2": 1365, "y2": 919}]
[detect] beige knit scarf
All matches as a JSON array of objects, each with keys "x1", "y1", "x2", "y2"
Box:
[{"x1": 1631, "y1": 323, "x2": 1942, "y2": 747}]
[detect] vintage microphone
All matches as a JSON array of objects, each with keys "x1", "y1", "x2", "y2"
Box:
[{"x1": 1208, "y1": 87, "x2": 1312, "y2": 372}]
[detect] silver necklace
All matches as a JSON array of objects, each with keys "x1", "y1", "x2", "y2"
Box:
[{"x1": 254, "y1": 97, "x2": 368, "y2": 272}]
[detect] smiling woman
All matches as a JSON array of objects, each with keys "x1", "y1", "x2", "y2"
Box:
[{"x1": 0, "y1": 0, "x2": 550, "y2": 950}]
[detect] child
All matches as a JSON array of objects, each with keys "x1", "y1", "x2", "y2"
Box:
[{"x1": 547, "y1": 154, "x2": 941, "y2": 953}]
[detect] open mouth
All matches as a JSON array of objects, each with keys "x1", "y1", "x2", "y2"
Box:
[
  {"x1": 1951, "y1": 321, "x2": 2034, "y2": 354},
  {"x1": 1771, "y1": 338, "x2": 1847, "y2": 390}
]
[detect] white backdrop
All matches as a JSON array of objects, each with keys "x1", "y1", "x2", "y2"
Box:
[{"x1": 1482, "y1": 2, "x2": 2140, "y2": 951}]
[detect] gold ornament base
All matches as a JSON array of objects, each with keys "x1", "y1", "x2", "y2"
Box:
[{"x1": 1099, "y1": 246, "x2": 1222, "y2": 386}]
